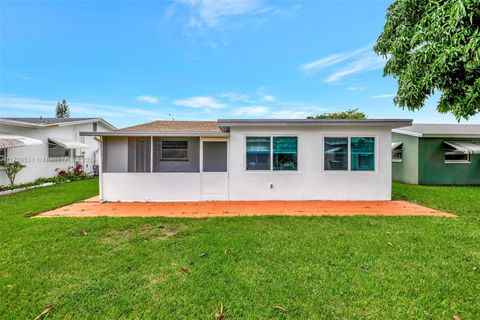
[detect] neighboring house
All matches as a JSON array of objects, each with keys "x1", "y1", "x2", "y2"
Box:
[
  {"x1": 0, "y1": 118, "x2": 115, "y2": 185},
  {"x1": 392, "y1": 124, "x2": 480, "y2": 185},
  {"x1": 81, "y1": 118, "x2": 411, "y2": 202}
]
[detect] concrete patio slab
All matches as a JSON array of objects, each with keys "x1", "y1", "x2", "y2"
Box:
[{"x1": 36, "y1": 197, "x2": 455, "y2": 218}]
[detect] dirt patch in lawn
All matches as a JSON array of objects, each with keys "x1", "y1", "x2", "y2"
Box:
[{"x1": 101, "y1": 224, "x2": 180, "y2": 244}]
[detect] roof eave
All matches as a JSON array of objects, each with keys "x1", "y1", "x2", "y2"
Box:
[
  {"x1": 218, "y1": 119, "x2": 413, "y2": 130},
  {"x1": 51, "y1": 118, "x2": 117, "y2": 130},
  {"x1": 0, "y1": 119, "x2": 42, "y2": 128},
  {"x1": 80, "y1": 131, "x2": 229, "y2": 137},
  {"x1": 0, "y1": 118, "x2": 116, "y2": 130},
  {"x1": 392, "y1": 129, "x2": 424, "y2": 137},
  {"x1": 393, "y1": 129, "x2": 480, "y2": 138}
]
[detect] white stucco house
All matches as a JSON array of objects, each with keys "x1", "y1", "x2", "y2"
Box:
[
  {"x1": 82, "y1": 118, "x2": 412, "y2": 202},
  {"x1": 0, "y1": 118, "x2": 115, "y2": 185}
]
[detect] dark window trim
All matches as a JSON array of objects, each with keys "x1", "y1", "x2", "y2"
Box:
[
  {"x1": 323, "y1": 136, "x2": 376, "y2": 172},
  {"x1": 245, "y1": 136, "x2": 298, "y2": 171}
]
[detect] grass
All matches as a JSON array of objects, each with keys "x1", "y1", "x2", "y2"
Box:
[{"x1": 1, "y1": 180, "x2": 479, "y2": 319}]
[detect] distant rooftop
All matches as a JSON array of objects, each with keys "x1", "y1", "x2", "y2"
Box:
[
  {"x1": 120, "y1": 120, "x2": 222, "y2": 134},
  {"x1": 0, "y1": 117, "x2": 116, "y2": 130},
  {"x1": 393, "y1": 124, "x2": 480, "y2": 137},
  {"x1": 1, "y1": 117, "x2": 97, "y2": 125}
]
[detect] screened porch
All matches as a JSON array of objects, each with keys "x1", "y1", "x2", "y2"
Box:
[
  {"x1": 100, "y1": 135, "x2": 229, "y2": 201},
  {"x1": 102, "y1": 136, "x2": 228, "y2": 174}
]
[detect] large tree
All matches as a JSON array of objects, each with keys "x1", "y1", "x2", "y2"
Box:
[
  {"x1": 374, "y1": 0, "x2": 480, "y2": 120},
  {"x1": 308, "y1": 108, "x2": 367, "y2": 119},
  {"x1": 55, "y1": 99, "x2": 70, "y2": 118}
]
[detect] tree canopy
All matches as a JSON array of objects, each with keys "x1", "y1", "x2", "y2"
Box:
[
  {"x1": 55, "y1": 99, "x2": 70, "y2": 118},
  {"x1": 308, "y1": 108, "x2": 367, "y2": 119},
  {"x1": 374, "y1": 0, "x2": 480, "y2": 120}
]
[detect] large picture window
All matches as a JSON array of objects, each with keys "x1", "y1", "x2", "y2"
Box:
[
  {"x1": 351, "y1": 137, "x2": 375, "y2": 171},
  {"x1": 161, "y1": 141, "x2": 188, "y2": 161},
  {"x1": 246, "y1": 136, "x2": 298, "y2": 171},
  {"x1": 246, "y1": 137, "x2": 271, "y2": 170},
  {"x1": 324, "y1": 137, "x2": 348, "y2": 170},
  {"x1": 324, "y1": 136, "x2": 375, "y2": 171},
  {"x1": 273, "y1": 137, "x2": 298, "y2": 170}
]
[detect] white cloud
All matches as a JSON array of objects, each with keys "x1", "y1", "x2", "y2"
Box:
[
  {"x1": 177, "y1": 0, "x2": 262, "y2": 28},
  {"x1": 298, "y1": 46, "x2": 371, "y2": 74},
  {"x1": 174, "y1": 96, "x2": 226, "y2": 109},
  {"x1": 136, "y1": 95, "x2": 160, "y2": 104},
  {"x1": 220, "y1": 92, "x2": 251, "y2": 102},
  {"x1": 325, "y1": 55, "x2": 385, "y2": 83},
  {"x1": 256, "y1": 87, "x2": 275, "y2": 102},
  {"x1": 260, "y1": 94, "x2": 275, "y2": 102},
  {"x1": 232, "y1": 106, "x2": 269, "y2": 116},
  {"x1": 0, "y1": 95, "x2": 164, "y2": 119},
  {"x1": 371, "y1": 94, "x2": 396, "y2": 99},
  {"x1": 348, "y1": 85, "x2": 369, "y2": 91},
  {"x1": 298, "y1": 43, "x2": 386, "y2": 83}
]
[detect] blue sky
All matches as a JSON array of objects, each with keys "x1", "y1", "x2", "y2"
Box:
[{"x1": 1, "y1": 0, "x2": 478, "y2": 128}]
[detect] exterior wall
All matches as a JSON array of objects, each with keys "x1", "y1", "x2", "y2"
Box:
[
  {"x1": 418, "y1": 137, "x2": 480, "y2": 185},
  {"x1": 0, "y1": 122, "x2": 108, "y2": 185},
  {"x1": 228, "y1": 126, "x2": 393, "y2": 201},
  {"x1": 391, "y1": 133, "x2": 419, "y2": 184},
  {"x1": 102, "y1": 173, "x2": 201, "y2": 201}
]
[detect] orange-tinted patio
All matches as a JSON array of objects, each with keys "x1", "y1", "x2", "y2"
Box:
[{"x1": 36, "y1": 196, "x2": 455, "y2": 218}]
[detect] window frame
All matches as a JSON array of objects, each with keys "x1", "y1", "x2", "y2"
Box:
[
  {"x1": 392, "y1": 149, "x2": 403, "y2": 162},
  {"x1": 322, "y1": 135, "x2": 378, "y2": 174},
  {"x1": 244, "y1": 135, "x2": 299, "y2": 172},
  {"x1": 444, "y1": 150, "x2": 470, "y2": 164},
  {"x1": 392, "y1": 144, "x2": 403, "y2": 163},
  {"x1": 48, "y1": 139, "x2": 71, "y2": 158},
  {"x1": 159, "y1": 140, "x2": 189, "y2": 161},
  {"x1": 0, "y1": 148, "x2": 7, "y2": 166}
]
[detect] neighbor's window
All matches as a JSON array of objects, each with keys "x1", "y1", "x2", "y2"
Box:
[
  {"x1": 392, "y1": 143, "x2": 403, "y2": 162},
  {"x1": 351, "y1": 137, "x2": 375, "y2": 171},
  {"x1": 273, "y1": 137, "x2": 297, "y2": 170},
  {"x1": 324, "y1": 137, "x2": 348, "y2": 170},
  {"x1": 0, "y1": 148, "x2": 7, "y2": 164},
  {"x1": 48, "y1": 140, "x2": 71, "y2": 158},
  {"x1": 246, "y1": 137, "x2": 271, "y2": 170},
  {"x1": 444, "y1": 146, "x2": 470, "y2": 163},
  {"x1": 161, "y1": 141, "x2": 188, "y2": 161}
]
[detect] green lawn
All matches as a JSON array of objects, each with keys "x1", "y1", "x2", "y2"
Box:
[{"x1": 1, "y1": 180, "x2": 479, "y2": 319}]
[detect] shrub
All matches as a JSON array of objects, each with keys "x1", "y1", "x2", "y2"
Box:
[
  {"x1": 5, "y1": 161, "x2": 26, "y2": 185},
  {"x1": 0, "y1": 165, "x2": 92, "y2": 192},
  {"x1": 73, "y1": 164, "x2": 84, "y2": 176}
]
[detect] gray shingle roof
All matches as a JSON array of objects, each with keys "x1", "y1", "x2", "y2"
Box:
[
  {"x1": 1, "y1": 117, "x2": 96, "y2": 125},
  {"x1": 394, "y1": 124, "x2": 480, "y2": 137},
  {"x1": 119, "y1": 120, "x2": 222, "y2": 133}
]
